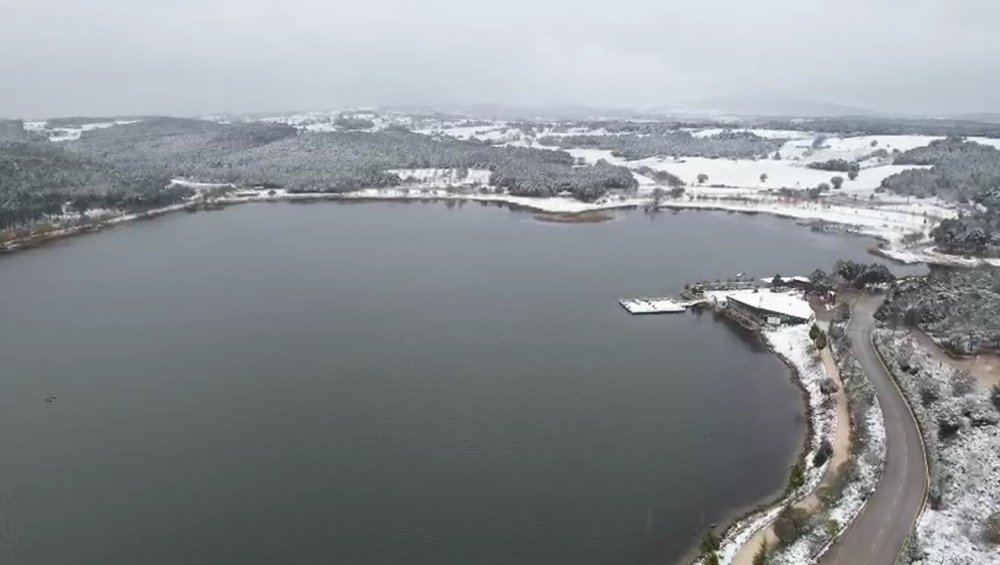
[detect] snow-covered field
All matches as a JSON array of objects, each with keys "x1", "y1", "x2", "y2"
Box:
[
  {"x1": 630, "y1": 155, "x2": 924, "y2": 191},
  {"x1": 528, "y1": 128, "x2": 959, "y2": 253},
  {"x1": 229, "y1": 109, "x2": 418, "y2": 133},
  {"x1": 24, "y1": 119, "x2": 140, "y2": 142},
  {"x1": 874, "y1": 332, "x2": 1000, "y2": 564},
  {"x1": 563, "y1": 147, "x2": 628, "y2": 166},
  {"x1": 968, "y1": 137, "x2": 1000, "y2": 150},
  {"x1": 777, "y1": 134, "x2": 942, "y2": 161},
  {"x1": 388, "y1": 168, "x2": 492, "y2": 188}
]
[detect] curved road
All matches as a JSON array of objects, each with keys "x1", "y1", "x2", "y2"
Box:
[{"x1": 821, "y1": 295, "x2": 927, "y2": 565}]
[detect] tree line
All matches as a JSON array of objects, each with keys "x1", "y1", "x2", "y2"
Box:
[
  {"x1": 876, "y1": 266, "x2": 1000, "y2": 355},
  {"x1": 536, "y1": 130, "x2": 783, "y2": 161},
  {"x1": 879, "y1": 138, "x2": 1000, "y2": 256}
]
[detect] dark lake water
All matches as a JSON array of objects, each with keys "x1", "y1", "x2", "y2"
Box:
[{"x1": 0, "y1": 202, "x2": 914, "y2": 565}]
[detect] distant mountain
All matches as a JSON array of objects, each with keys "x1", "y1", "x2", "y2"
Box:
[
  {"x1": 386, "y1": 104, "x2": 644, "y2": 121},
  {"x1": 653, "y1": 95, "x2": 882, "y2": 119},
  {"x1": 388, "y1": 97, "x2": 884, "y2": 122},
  {"x1": 949, "y1": 112, "x2": 1000, "y2": 124}
]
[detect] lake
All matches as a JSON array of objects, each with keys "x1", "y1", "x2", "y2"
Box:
[{"x1": 0, "y1": 201, "x2": 911, "y2": 564}]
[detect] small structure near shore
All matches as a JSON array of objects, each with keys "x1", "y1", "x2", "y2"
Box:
[
  {"x1": 708, "y1": 289, "x2": 814, "y2": 330},
  {"x1": 760, "y1": 275, "x2": 812, "y2": 291}
]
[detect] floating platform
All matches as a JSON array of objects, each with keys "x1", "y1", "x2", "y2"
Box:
[{"x1": 619, "y1": 297, "x2": 687, "y2": 314}]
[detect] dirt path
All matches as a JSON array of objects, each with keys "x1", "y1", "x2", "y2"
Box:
[
  {"x1": 911, "y1": 329, "x2": 1000, "y2": 387},
  {"x1": 730, "y1": 345, "x2": 851, "y2": 564}
]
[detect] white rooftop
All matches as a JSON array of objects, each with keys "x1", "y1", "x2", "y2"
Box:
[
  {"x1": 759, "y1": 276, "x2": 811, "y2": 284},
  {"x1": 711, "y1": 289, "x2": 814, "y2": 321}
]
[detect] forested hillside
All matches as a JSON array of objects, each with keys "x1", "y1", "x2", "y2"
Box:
[
  {"x1": 68, "y1": 120, "x2": 636, "y2": 199},
  {"x1": 0, "y1": 142, "x2": 183, "y2": 230},
  {"x1": 1, "y1": 117, "x2": 639, "y2": 233},
  {"x1": 877, "y1": 267, "x2": 1000, "y2": 354},
  {"x1": 882, "y1": 138, "x2": 1000, "y2": 201},
  {"x1": 67, "y1": 117, "x2": 299, "y2": 176},
  {"x1": 879, "y1": 138, "x2": 1000, "y2": 256}
]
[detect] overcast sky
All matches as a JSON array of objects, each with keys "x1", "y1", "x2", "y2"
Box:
[{"x1": 1, "y1": 0, "x2": 997, "y2": 118}]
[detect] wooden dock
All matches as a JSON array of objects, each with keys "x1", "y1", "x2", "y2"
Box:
[{"x1": 619, "y1": 297, "x2": 706, "y2": 315}]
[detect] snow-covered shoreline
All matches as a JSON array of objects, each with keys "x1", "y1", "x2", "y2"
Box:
[
  {"x1": 688, "y1": 303, "x2": 889, "y2": 565},
  {"x1": 0, "y1": 182, "x2": 962, "y2": 271},
  {"x1": 691, "y1": 323, "x2": 837, "y2": 565},
  {"x1": 775, "y1": 318, "x2": 888, "y2": 564}
]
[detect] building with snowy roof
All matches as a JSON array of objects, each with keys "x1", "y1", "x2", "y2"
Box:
[{"x1": 712, "y1": 289, "x2": 815, "y2": 328}]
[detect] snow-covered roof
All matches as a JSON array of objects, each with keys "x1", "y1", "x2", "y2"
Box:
[
  {"x1": 728, "y1": 291, "x2": 814, "y2": 320},
  {"x1": 759, "y1": 276, "x2": 811, "y2": 284}
]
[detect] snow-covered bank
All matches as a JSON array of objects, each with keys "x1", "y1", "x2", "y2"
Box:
[
  {"x1": 0, "y1": 183, "x2": 646, "y2": 255},
  {"x1": 339, "y1": 187, "x2": 647, "y2": 213},
  {"x1": 660, "y1": 197, "x2": 944, "y2": 247},
  {"x1": 324, "y1": 184, "x2": 957, "y2": 262},
  {"x1": 0, "y1": 201, "x2": 193, "y2": 253},
  {"x1": 0, "y1": 181, "x2": 950, "y2": 267},
  {"x1": 693, "y1": 321, "x2": 838, "y2": 564},
  {"x1": 688, "y1": 294, "x2": 892, "y2": 565},
  {"x1": 873, "y1": 331, "x2": 1000, "y2": 564},
  {"x1": 324, "y1": 166, "x2": 954, "y2": 254},
  {"x1": 876, "y1": 245, "x2": 1000, "y2": 268},
  {"x1": 766, "y1": 317, "x2": 888, "y2": 564}
]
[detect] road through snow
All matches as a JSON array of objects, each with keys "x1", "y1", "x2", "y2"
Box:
[{"x1": 821, "y1": 295, "x2": 927, "y2": 565}]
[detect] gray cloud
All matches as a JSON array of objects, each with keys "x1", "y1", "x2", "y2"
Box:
[{"x1": 1, "y1": 0, "x2": 997, "y2": 118}]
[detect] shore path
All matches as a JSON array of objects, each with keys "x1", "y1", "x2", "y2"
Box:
[
  {"x1": 820, "y1": 295, "x2": 927, "y2": 565},
  {"x1": 730, "y1": 335, "x2": 852, "y2": 565}
]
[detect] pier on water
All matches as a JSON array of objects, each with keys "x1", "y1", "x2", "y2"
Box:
[{"x1": 618, "y1": 297, "x2": 706, "y2": 315}]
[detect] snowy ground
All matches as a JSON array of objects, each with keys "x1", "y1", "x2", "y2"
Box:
[{"x1": 874, "y1": 331, "x2": 1000, "y2": 564}]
